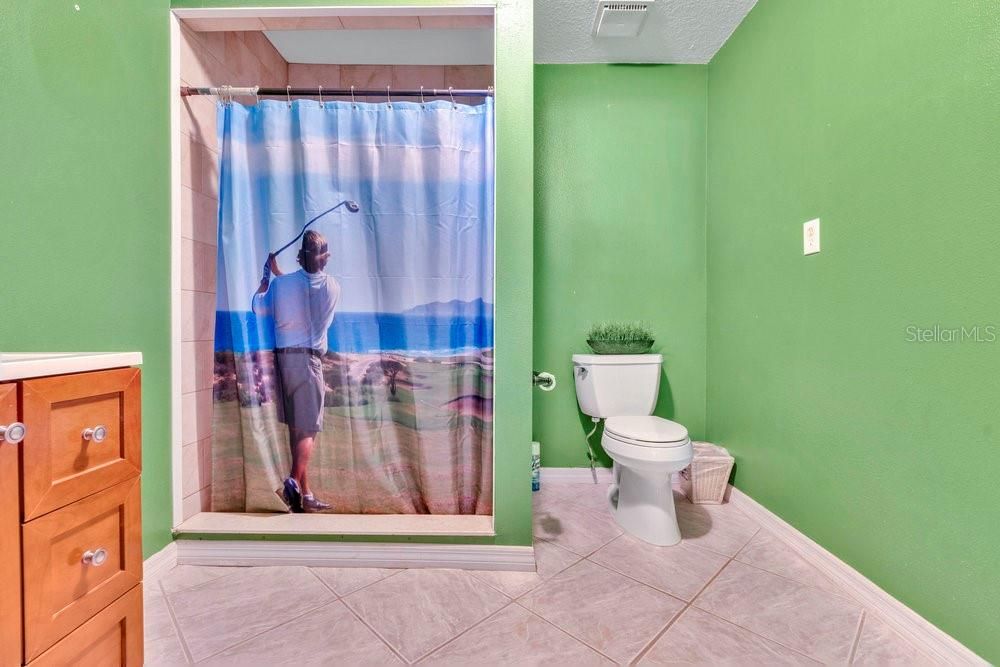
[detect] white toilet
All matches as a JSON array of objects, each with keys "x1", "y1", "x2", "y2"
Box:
[{"x1": 573, "y1": 354, "x2": 692, "y2": 546}]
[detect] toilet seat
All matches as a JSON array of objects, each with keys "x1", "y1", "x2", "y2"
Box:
[{"x1": 605, "y1": 416, "x2": 688, "y2": 448}]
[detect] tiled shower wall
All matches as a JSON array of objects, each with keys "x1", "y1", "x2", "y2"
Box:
[
  {"x1": 178, "y1": 25, "x2": 492, "y2": 520},
  {"x1": 179, "y1": 25, "x2": 288, "y2": 520}
]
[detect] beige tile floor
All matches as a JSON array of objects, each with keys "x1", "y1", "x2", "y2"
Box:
[{"x1": 146, "y1": 480, "x2": 938, "y2": 665}]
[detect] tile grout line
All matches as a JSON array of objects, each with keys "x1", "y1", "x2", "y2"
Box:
[
  {"x1": 306, "y1": 566, "x2": 411, "y2": 665},
  {"x1": 687, "y1": 564, "x2": 829, "y2": 665},
  {"x1": 511, "y1": 553, "x2": 686, "y2": 665},
  {"x1": 629, "y1": 551, "x2": 739, "y2": 665},
  {"x1": 466, "y1": 568, "x2": 540, "y2": 600},
  {"x1": 537, "y1": 489, "x2": 765, "y2": 663},
  {"x1": 558, "y1": 486, "x2": 853, "y2": 664},
  {"x1": 681, "y1": 603, "x2": 823, "y2": 665},
  {"x1": 848, "y1": 610, "x2": 867, "y2": 664},
  {"x1": 333, "y1": 572, "x2": 422, "y2": 665},
  {"x1": 510, "y1": 599, "x2": 621, "y2": 665},
  {"x1": 305, "y1": 566, "x2": 343, "y2": 599},
  {"x1": 193, "y1": 593, "x2": 336, "y2": 663},
  {"x1": 410, "y1": 597, "x2": 519, "y2": 664},
  {"x1": 157, "y1": 576, "x2": 197, "y2": 665},
  {"x1": 689, "y1": 547, "x2": 832, "y2": 663},
  {"x1": 733, "y1": 527, "x2": 862, "y2": 602},
  {"x1": 169, "y1": 567, "x2": 333, "y2": 663},
  {"x1": 159, "y1": 565, "x2": 244, "y2": 597},
  {"x1": 310, "y1": 566, "x2": 406, "y2": 599},
  {"x1": 582, "y1": 542, "x2": 728, "y2": 601},
  {"x1": 518, "y1": 601, "x2": 622, "y2": 664},
  {"x1": 179, "y1": 286, "x2": 219, "y2": 296},
  {"x1": 733, "y1": 549, "x2": 862, "y2": 602},
  {"x1": 338, "y1": 601, "x2": 411, "y2": 665}
]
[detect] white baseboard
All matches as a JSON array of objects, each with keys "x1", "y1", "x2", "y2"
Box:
[
  {"x1": 728, "y1": 487, "x2": 985, "y2": 665},
  {"x1": 540, "y1": 466, "x2": 613, "y2": 484},
  {"x1": 174, "y1": 539, "x2": 536, "y2": 572},
  {"x1": 143, "y1": 542, "x2": 179, "y2": 583}
]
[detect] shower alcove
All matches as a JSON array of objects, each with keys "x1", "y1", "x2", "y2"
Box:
[{"x1": 169, "y1": 5, "x2": 515, "y2": 559}]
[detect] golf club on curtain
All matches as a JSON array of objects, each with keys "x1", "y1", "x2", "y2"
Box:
[{"x1": 252, "y1": 199, "x2": 360, "y2": 313}]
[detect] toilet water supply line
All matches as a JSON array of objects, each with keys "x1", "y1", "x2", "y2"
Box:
[
  {"x1": 585, "y1": 417, "x2": 603, "y2": 483},
  {"x1": 533, "y1": 369, "x2": 602, "y2": 483}
]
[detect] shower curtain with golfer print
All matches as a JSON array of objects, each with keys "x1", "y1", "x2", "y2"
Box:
[{"x1": 212, "y1": 97, "x2": 494, "y2": 515}]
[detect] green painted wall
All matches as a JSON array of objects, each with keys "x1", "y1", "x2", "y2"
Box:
[
  {"x1": 1, "y1": 0, "x2": 531, "y2": 555},
  {"x1": 706, "y1": 1, "x2": 1000, "y2": 660},
  {"x1": 533, "y1": 64, "x2": 707, "y2": 467},
  {"x1": 0, "y1": 2, "x2": 173, "y2": 558},
  {"x1": 173, "y1": 0, "x2": 536, "y2": 547}
]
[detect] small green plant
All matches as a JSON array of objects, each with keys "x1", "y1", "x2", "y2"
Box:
[{"x1": 586, "y1": 321, "x2": 655, "y2": 354}]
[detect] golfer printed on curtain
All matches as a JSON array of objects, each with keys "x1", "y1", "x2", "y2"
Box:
[{"x1": 212, "y1": 97, "x2": 494, "y2": 514}]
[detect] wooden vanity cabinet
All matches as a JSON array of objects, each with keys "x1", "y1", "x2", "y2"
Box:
[{"x1": 0, "y1": 367, "x2": 143, "y2": 667}]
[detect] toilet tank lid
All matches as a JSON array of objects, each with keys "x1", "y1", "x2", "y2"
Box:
[
  {"x1": 605, "y1": 416, "x2": 688, "y2": 443},
  {"x1": 572, "y1": 354, "x2": 663, "y2": 366}
]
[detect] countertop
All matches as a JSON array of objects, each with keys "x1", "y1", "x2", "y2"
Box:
[{"x1": 0, "y1": 352, "x2": 143, "y2": 381}]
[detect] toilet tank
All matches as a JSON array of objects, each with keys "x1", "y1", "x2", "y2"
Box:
[{"x1": 572, "y1": 354, "x2": 663, "y2": 418}]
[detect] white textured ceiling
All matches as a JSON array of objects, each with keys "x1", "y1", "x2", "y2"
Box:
[{"x1": 535, "y1": 0, "x2": 757, "y2": 64}]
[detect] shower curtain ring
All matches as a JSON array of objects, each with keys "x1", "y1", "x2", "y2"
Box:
[
  {"x1": 449, "y1": 86, "x2": 456, "y2": 109},
  {"x1": 318, "y1": 84, "x2": 324, "y2": 108},
  {"x1": 420, "y1": 85, "x2": 426, "y2": 108},
  {"x1": 253, "y1": 85, "x2": 260, "y2": 106},
  {"x1": 351, "y1": 85, "x2": 357, "y2": 108},
  {"x1": 386, "y1": 85, "x2": 392, "y2": 109},
  {"x1": 286, "y1": 85, "x2": 292, "y2": 108}
]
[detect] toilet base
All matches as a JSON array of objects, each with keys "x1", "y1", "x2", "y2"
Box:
[{"x1": 608, "y1": 465, "x2": 682, "y2": 546}]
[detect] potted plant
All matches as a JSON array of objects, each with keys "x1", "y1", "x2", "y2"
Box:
[{"x1": 586, "y1": 321, "x2": 655, "y2": 354}]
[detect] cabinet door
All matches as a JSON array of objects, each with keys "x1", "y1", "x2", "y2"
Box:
[
  {"x1": 26, "y1": 585, "x2": 143, "y2": 667},
  {"x1": 21, "y1": 368, "x2": 141, "y2": 520},
  {"x1": 0, "y1": 383, "x2": 21, "y2": 667},
  {"x1": 22, "y1": 476, "x2": 142, "y2": 661}
]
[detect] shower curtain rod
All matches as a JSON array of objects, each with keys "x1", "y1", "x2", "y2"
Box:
[{"x1": 180, "y1": 85, "x2": 493, "y2": 98}]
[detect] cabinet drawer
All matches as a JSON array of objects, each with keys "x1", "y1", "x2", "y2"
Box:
[
  {"x1": 28, "y1": 585, "x2": 143, "y2": 667},
  {"x1": 21, "y1": 367, "x2": 140, "y2": 520},
  {"x1": 22, "y1": 477, "x2": 142, "y2": 661}
]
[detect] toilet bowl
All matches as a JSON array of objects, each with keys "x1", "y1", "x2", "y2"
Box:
[
  {"x1": 603, "y1": 416, "x2": 692, "y2": 546},
  {"x1": 572, "y1": 353, "x2": 692, "y2": 547}
]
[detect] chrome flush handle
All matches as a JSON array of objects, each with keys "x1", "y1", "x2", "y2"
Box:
[
  {"x1": 0, "y1": 422, "x2": 26, "y2": 444},
  {"x1": 82, "y1": 425, "x2": 108, "y2": 443},
  {"x1": 82, "y1": 548, "x2": 109, "y2": 567}
]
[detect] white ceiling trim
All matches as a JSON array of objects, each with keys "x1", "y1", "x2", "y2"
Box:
[{"x1": 171, "y1": 6, "x2": 494, "y2": 19}]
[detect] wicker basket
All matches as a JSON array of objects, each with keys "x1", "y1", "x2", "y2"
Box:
[{"x1": 680, "y1": 442, "x2": 734, "y2": 504}]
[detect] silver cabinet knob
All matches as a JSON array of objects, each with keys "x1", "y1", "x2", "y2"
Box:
[
  {"x1": 82, "y1": 425, "x2": 108, "y2": 442},
  {"x1": 0, "y1": 422, "x2": 26, "y2": 444},
  {"x1": 82, "y1": 548, "x2": 109, "y2": 566}
]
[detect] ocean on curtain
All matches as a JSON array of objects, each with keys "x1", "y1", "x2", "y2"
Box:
[{"x1": 211, "y1": 98, "x2": 494, "y2": 515}]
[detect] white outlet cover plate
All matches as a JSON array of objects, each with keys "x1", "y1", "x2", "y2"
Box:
[{"x1": 803, "y1": 218, "x2": 820, "y2": 255}]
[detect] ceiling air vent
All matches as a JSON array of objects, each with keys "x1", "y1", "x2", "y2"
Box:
[{"x1": 592, "y1": 0, "x2": 654, "y2": 38}]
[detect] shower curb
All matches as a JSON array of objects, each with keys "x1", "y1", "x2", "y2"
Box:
[{"x1": 168, "y1": 539, "x2": 536, "y2": 572}]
